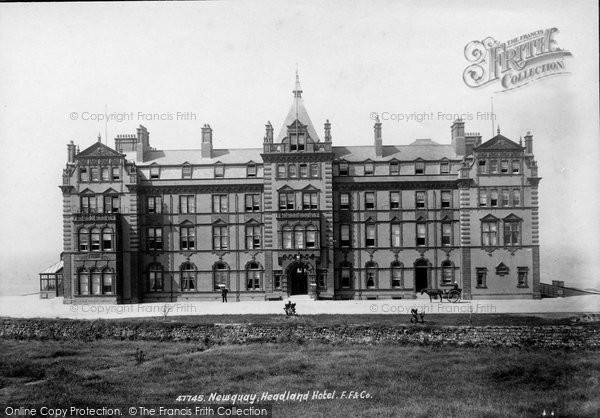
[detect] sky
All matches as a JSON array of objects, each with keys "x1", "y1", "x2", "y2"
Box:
[{"x1": 0, "y1": 0, "x2": 598, "y2": 295}]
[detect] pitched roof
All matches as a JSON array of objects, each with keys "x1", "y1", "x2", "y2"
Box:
[
  {"x1": 40, "y1": 260, "x2": 63, "y2": 275},
  {"x1": 333, "y1": 141, "x2": 458, "y2": 161},
  {"x1": 76, "y1": 141, "x2": 125, "y2": 158},
  {"x1": 276, "y1": 74, "x2": 321, "y2": 142},
  {"x1": 475, "y1": 133, "x2": 523, "y2": 151},
  {"x1": 140, "y1": 148, "x2": 264, "y2": 165}
]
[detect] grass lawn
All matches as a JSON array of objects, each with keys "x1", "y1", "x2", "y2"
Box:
[{"x1": 1, "y1": 337, "x2": 599, "y2": 417}]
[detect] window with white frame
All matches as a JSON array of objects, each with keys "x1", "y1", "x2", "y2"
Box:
[
  {"x1": 212, "y1": 225, "x2": 228, "y2": 250},
  {"x1": 213, "y1": 262, "x2": 229, "y2": 290},
  {"x1": 340, "y1": 193, "x2": 350, "y2": 210},
  {"x1": 279, "y1": 191, "x2": 295, "y2": 211},
  {"x1": 246, "y1": 262, "x2": 262, "y2": 290},
  {"x1": 365, "y1": 223, "x2": 376, "y2": 247},
  {"x1": 282, "y1": 226, "x2": 293, "y2": 249},
  {"x1": 390, "y1": 161, "x2": 399, "y2": 175},
  {"x1": 214, "y1": 163, "x2": 224, "y2": 178},
  {"x1": 391, "y1": 261, "x2": 403, "y2": 288},
  {"x1": 365, "y1": 192, "x2": 375, "y2": 210},
  {"x1": 180, "y1": 195, "x2": 195, "y2": 214},
  {"x1": 340, "y1": 224, "x2": 351, "y2": 247},
  {"x1": 245, "y1": 225, "x2": 261, "y2": 249},
  {"x1": 441, "y1": 260, "x2": 453, "y2": 284},
  {"x1": 212, "y1": 195, "x2": 228, "y2": 213},
  {"x1": 147, "y1": 227, "x2": 163, "y2": 251},
  {"x1": 247, "y1": 163, "x2": 257, "y2": 178},
  {"x1": 391, "y1": 223, "x2": 401, "y2": 247},
  {"x1": 147, "y1": 196, "x2": 162, "y2": 213},
  {"x1": 415, "y1": 161, "x2": 425, "y2": 174},
  {"x1": 504, "y1": 219, "x2": 521, "y2": 246},
  {"x1": 182, "y1": 165, "x2": 192, "y2": 179},
  {"x1": 245, "y1": 194, "x2": 260, "y2": 212},
  {"x1": 148, "y1": 263, "x2": 164, "y2": 292},
  {"x1": 416, "y1": 191, "x2": 426, "y2": 209},
  {"x1": 302, "y1": 192, "x2": 318, "y2": 210},
  {"x1": 180, "y1": 226, "x2": 196, "y2": 250},
  {"x1": 364, "y1": 161, "x2": 374, "y2": 175},
  {"x1": 390, "y1": 192, "x2": 400, "y2": 210},
  {"x1": 149, "y1": 165, "x2": 160, "y2": 179},
  {"x1": 416, "y1": 222, "x2": 427, "y2": 246},
  {"x1": 482, "y1": 219, "x2": 498, "y2": 246},
  {"x1": 441, "y1": 222, "x2": 452, "y2": 246},
  {"x1": 441, "y1": 191, "x2": 451, "y2": 208},
  {"x1": 180, "y1": 262, "x2": 196, "y2": 291}
]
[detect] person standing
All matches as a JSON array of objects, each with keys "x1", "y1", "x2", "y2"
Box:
[{"x1": 221, "y1": 287, "x2": 229, "y2": 303}]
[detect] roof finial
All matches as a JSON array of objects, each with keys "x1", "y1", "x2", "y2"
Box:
[
  {"x1": 293, "y1": 67, "x2": 302, "y2": 98},
  {"x1": 519, "y1": 136, "x2": 523, "y2": 146},
  {"x1": 497, "y1": 125, "x2": 500, "y2": 135},
  {"x1": 98, "y1": 132, "x2": 102, "y2": 143}
]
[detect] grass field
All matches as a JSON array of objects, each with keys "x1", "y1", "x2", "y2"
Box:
[{"x1": 1, "y1": 333, "x2": 599, "y2": 417}]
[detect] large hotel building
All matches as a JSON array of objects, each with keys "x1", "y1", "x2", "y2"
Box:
[{"x1": 59, "y1": 76, "x2": 541, "y2": 303}]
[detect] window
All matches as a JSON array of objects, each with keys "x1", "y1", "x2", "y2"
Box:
[
  {"x1": 245, "y1": 194, "x2": 260, "y2": 212},
  {"x1": 299, "y1": 164, "x2": 308, "y2": 178},
  {"x1": 90, "y1": 269, "x2": 101, "y2": 295},
  {"x1": 490, "y1": 189, "x2": 498, "y2": 207},
  {"x1": 478, "y1": 159, "x2": 487, "y2": 174},
  {"x1": 212, "y1": 225, "x2": 228, "y2": 250},
  {"x1": 245, "y1": 225, "x2": 261, "y2": 249},
  {"x1": 317, "y1": 271, "x2": 326, "y2": 288},
  {"x1": 500, "y1": 160, "x2": 509, "y2": 174},
  {"x1": 279, "y1": 191, "x2": 295, "y2": 211},
  {"x1": 391, "y1": 261, "x2": 403, "y2": 288},
  {"x1": 149, "y1": 166, "x2": 160, "y2": 179},
  {"x1": 416, "y1": 191, "x2": 426, "y2": 209},
  {"x1": 274, "y1": 271, "x2": 282, "y2": 289},
  {"x1": 102, "y1": 228, "x2": 113, "y2": 251},
  {"x1": 365, "y1": 192, "x2": 375, "y2": 210},
  {"x1": 518, "y1": 267, "x2": 529, "y2": 287},
  {"x1": 147, "y1": 196, "x2": 162, "y2": 214},
  {"x1": 479, "y1": 189, "x2": 487, "y2": 207},
  {"x1": 90, "y1": 228, "x2": 101, "y2": 251},
  {"x1": 297, "y1": 135, "x2": 305, "y2": 151},
  {"x1": 81, "y1": 195, "x2": 97, "y2": 213},
  {"x1": 390, "y1": 192, "x2": 400, "y2": 210},
  {"x1": 78, "y1": 269, "x2": 89, "y2": 295},
  {"x1": 182, "y1": 165, "x2": 192, "y2": 179},
  {"x1": 288, "y1": 164, "x2": 297, "y2": 178},
  {"x1": 101, "y1": 167, "x2": 109, "y2": 181},
  {"x1": 476, "y1": 268, "x2": 487, "y2": 288},
  {"x1": 490, "y1": 160, "x2": 498, "y2": 174},
  {"x1": 513, "y1": 189, "x2": 521, "y2": 206},
  {"x1": 290, "y1": 135, "x2": 298, "y2": 151},
  {"x1": 148, "y1": 264, "x2": 163, "y2": 292},
  {"x1": 103, "y1": 195, "x2": 120, "y2": 213},
  {"x1": 282, "y1": 226, "x2": 293, "y2": 249},
  {"x1": 180, "y1": 226, "x2": 196, "y2": 250},
  {"x1": 310, "y1": 163, "x2": 319, "y2": 178},
  {"x1": 302, "y1": 192, "x2": 318, "y2": 210},
  {"x1": 91, "y1": 167, "x2": 100, "y2": 182},
  {"x1": 504, "y1": 220, "x2": 521, "y2": 246},
  {"x1": 364, "y1": 161, "x2": 374, "y2": 175},
  {"x1": 512, "y1": 160, "x2": 520, "y2": 174},
  {"x1": 102, "y1": 268, "x2": 114, "y2": 294},
  {"x1": 391, "y1": 223, "x2": 401, "y2": 247},
  {"x1": 365, "y1": 223, "x2": 376, "y2": 247},
  {"x1": 339, "y1": 161, "x2": 349, "y2": 176},
  {"x1": 340, "y1": 265, "x2": 351, "y2": 289},
  {"x1": 212, "y1": 195, "x2": 228, "y2": 213},
  {"x1": 366, "y1": 262, "x2": 377, "y2": 288},
  {"x1": 78, "y1": 228, "x2": 89, "y2": 251},
  {"x1": 213, "y1": 262, "x2": 229, "y2": 290},
  {"x1": 180, "y1": 195, "x2": 195, "y2": 214},
  {"x1": 416, "y1": 223, "x2": 427, "y2": 246},
  {"x1": 340, "y1": 224, "x2": 351, "y2": 247},
  {"x1": 294, "y1": 225, "x2": 305, "y2": 249},
  {"x1": 441, "y1": 260, "x2": 453, "y2": 284},
  {"x1": 440, "y1": 161, "x2": 450, "y2": 174},
  {"x1": 441, "y1": 191, "x2": 451, "y2": 208},
  {"x1": 501, "y1": 189, "x2": 510, "y2": 207},
  {"x1": 180, "y1": 262, "x2": 196, "y2": 291},
  {"x1": 415, "y1": 161, "x2": 425, "y2": 174},
  {"x1": 112, "y1": 167, "x2": 120, "y2": 181},
  {"x1": 214, "y1": 163, "x2": 224, "y2": 178},
  {"x1": 80, "y1": 167, "x2": 89, "y2": 182},
  {"x1": 390, "y1": 161, "x2": 399, "y2": 175},
  {"x1": 277, "y1": 164, "x2": 286, "y2": 178},
  {"x1": 147, "y1": 227, "x2": 163, "y2": 251},
  {"x1": 441, "y1": 222, "x2": 452, "y2": 246},
  {"x1": 482, "y1": 220, "x2": 498, "y2": 246},
  {"x1": 306, "y1": 225, "x2": 317, "y2": 248},
  {"x1": 247, "y1": 163, "x2": 257, "y2": 178},
  {"x1": 246, "y1": 262, "x2": 262, "y2": 290},
  {"x1": 340, "y1": 193, "x2": 350, "y2": 210}
]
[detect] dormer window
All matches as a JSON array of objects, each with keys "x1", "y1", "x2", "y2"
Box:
[
  {"x1": 390, "y1": 161, "x2": 399, "y2": 175},
  {"x1": 247, "y1": 163, "x2": 257, "y2": 178},
  {"x1": 415, "y1": 161, "x2": 425, "y2": 175},
  {"x1": 214, "y1": 163, "x2": 224, "y2": 178},
  {"x1": 149, "y1": 166, "x2": 160, "y2": 179},
  {"x1": 290, "y1": 134, "x2": 305, "y2": 151},
  {"x1": 339, "y1": 161, "x2": 349, "y2": 176},
  {"x1": 364, "y1": 161, "x2": 374, "y2": 176},
  {"x1": 182, "y1": 165, "x2": 192, "y2": 179},
  {"x1": 440, "y1": 161, "x2": 450, "y2": 174}
]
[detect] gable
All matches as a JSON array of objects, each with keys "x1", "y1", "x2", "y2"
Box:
[
  {"x1": 475, "y1": 134, "x2": 523, "y2": 151},
  {"x1": 76, "y1": 142, "x2": 125, "y2": 159}
]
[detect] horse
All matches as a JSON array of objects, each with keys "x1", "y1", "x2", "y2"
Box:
[{"x1": 421, "y1": 288, "x2": 444, "y2": 303}]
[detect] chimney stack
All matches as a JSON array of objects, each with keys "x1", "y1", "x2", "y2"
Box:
[
  {"x1": 264, "y1": 121, "x2": 273, "y2": 143},
  {"x1": 136, "y1": 125, "x2": 150, "y2": 162},
  {"x1": 451, "y1": 119, "x2": 466, "y2": 155},
  {"x1": 67, "y1": 140, "x2": 76, "y2": 163},
  {"x1": 524, "y1": 131, "x2": 533, "y2": 154},
  {"x1": 201, "y1": 124, "x2": 213, "y2": 158},
  {"x1": 324, "y1": 120, "x2": 332, "y2": 142},
  {"x1": 374, "y1": 116, "x2": 382, "y2": 157}
]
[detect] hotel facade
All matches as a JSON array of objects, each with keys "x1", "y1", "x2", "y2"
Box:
[{"x1": 59, "y1": 76, "x2": 541, "y2": 303}]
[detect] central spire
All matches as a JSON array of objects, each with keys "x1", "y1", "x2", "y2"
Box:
[
  {"x1": 293, "y1": 70, "x2": 302, "y2": 98},
  {"x1": 276, "y1": 71, "x2": 320, "y2": 142}
]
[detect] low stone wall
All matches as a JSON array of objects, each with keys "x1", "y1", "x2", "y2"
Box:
[{"x1": 1, "y1": 319, "x2": 598, "y2": 349}]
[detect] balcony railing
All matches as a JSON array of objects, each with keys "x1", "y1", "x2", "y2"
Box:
[{"x1": 73, "y1": 212, "x2": 120, "y2": 222}]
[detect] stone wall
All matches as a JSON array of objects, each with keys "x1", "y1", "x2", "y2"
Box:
[{"x1": 1, "y1": 319, "x2": 598, "y2": 349}]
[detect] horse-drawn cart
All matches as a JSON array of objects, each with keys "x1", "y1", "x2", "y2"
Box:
[{"x1": 421, "y1": 285, "x2": 462, "y2": 303}]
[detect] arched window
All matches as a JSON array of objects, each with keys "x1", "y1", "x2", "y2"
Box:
[
  {"x1": 306, "y1": 225, "x2": 317, "y2": 248},
  {"x1": 391, "y1": 261, "x2": 403, "y2": 288},
  {"x1": 79, "y1": 228, "x2": 89, "y2": 251},
  {"x1": 282, "y1": 225, "x2": 293, "y2": 249},
  {"x1": 90, "y1": 228, "x2": 101, "y2": 251},
  {"x1": 213, "y1": 262, "x2": 229, "y2": 290},
  {"x1": 148, "y1": 264, "x2": 163, "y2": 292},
  {"x1": 294, "y1": 225, "x2": 304, "y2": 249},
  {"x1": 441, "y1": 260, "x2": 454, "y2": 284},
  {"x1": 78, "y1": 269, "x2": 89, "y2": 295},
  {"x1": 180, "y1": 262, "x2": 196, "y2": 292},
  {"x1": 102, "y1": 228, "x2": 114, "y2": 251},
  {"x1": 246, "y1": 262, "x2": 262, "y2": 290},
  {"x1": 102, "y1": 268, "x2": 115, "y2": 294},
  {"x1": 365, "y1": 261, "x2": 378, "y2": 289},
  {"x1": 90, "y1": 268, "x2": 101, "y2": 295}
]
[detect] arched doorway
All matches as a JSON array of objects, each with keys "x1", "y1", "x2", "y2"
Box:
[
  {"x1": 287, "y1": 262, "x2": 309, "y2": 295},
  {"x1": 414, "y1": 258, "x2": 430, "y2": 292}
]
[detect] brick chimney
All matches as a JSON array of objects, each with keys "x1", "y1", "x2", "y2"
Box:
[
  {"x1": 451, "y1": 119, "x2": 466, "y2": 155},
  {"x1": 201, "y1": 124, "x2": 213, "y2": 158},
  {"x1": 136, "y1": 125, "x2": 150, "y2": 162},
  {"x1": 524, "y1": 131, "x2": 533, "y2": 154},
  {"x1": 374, "y1": 116, "x2": 382, "y2": 157},
  {"x1": 324, "y1": 119, "x2": 331, "y2": 142},
  {"x1": 67, "y1": 140, "x2": 76, "y2": 163}
]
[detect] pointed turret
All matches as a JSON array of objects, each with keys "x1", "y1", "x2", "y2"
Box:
[{"x1": 277, "y1": 71, "x2": 320, "y2": 142}]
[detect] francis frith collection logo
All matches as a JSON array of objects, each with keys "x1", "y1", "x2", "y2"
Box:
[{"x1": 463, "y1": 28, "x2": 572, "y2": 91}]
